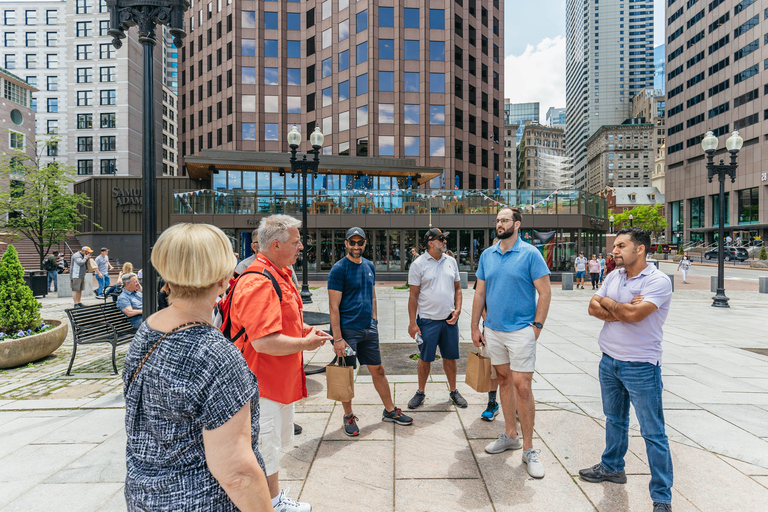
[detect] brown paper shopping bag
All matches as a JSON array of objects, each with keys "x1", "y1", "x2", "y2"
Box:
[
  {"x1": 326, "y1": 358, "x2": 355, "y2": 402},
  {"x1": 465, "y1": 348, "x2": 492, "y2": 393},
  {"x1": 85, "y1": 258, "x2": 98, "y2": 273}
]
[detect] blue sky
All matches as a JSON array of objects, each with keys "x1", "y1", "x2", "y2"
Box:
[{"x1": 504, "y1": 0, "x2": 665, "y2": 117}]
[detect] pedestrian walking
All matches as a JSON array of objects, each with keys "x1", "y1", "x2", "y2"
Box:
[
  {"x1": 328, "y1": 227, "x2": 413, "y2": 437},
  {"x1": 94, "y1": 247, "x2": 114, "y2": 298},
  {"x1": 123, "y1": 223, "x2": 272, "y2": 511},
  {"x1": 44, "y1": 251, "x2": 59, "y2": 292},
  {"x1": 471, "y1": 207, "x2": 551, "y2": 479},
  {"x1": 588, "y1": 254, "x2": 601, "y2": 290},
  {"x1": 598, "y1": 254, "x2": 606, "y2": 284},
  {"x1": 574, "y1": 252, "x2": 588, "y2": 289},
  {"x1": 229, "y1": 214, "x2": 332, "y2": 512},
  {"x1": 677, "y1": 254, "x2": 691, "y2": 284},
  {"x1": 70, "y1": 246, "x2": 93, "y2": 308},
  {"x1": 582, "y1": 228, "x2": 674, "y2": 512},
  {"x1": 605, "y1": 254, "x2": 616, "y2": 275},
  {"x1": 406, "y1": 228, "x2": 467, "y2": 409}
]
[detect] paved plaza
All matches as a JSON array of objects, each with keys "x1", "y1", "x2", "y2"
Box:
[{"x1": 2, "y1": 276, "x2": 768, "y2": 511}]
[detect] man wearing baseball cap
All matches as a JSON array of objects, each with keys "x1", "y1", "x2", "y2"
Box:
[
  {"x1": 328, "y1": 227, "x2": 413, "y2": 437},
  {"x1": 406, "y1": 228, "x2": 467, "y2": 409},
  {"x1": 71, "y1": 246, "x2": 93, "y2": 308}
]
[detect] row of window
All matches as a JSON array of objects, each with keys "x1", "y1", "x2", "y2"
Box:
[
  {"x1": 73, "y1": 90, "x2": 116, "y2": 106},
  {"x1": 76, "y1": 44, "x2": 116, "y2": 60},
  {"x1": 76, "y1": 136, "x2": 116, "y2": 152},
  {"x1": 3, "y1": 31, "x2": 58, "y2": 47},
  {"x1": 76, "y1": 67, "x2": 116, "y2": 83},
  {"x1": 5, "y1": 53, "x2": 57, "y2": 69},
  {"x1": 77, "y1": 159, "x2": 117, "y2": 176},
  {"x1": 684, "y1": 187, "x2": 759, "y2": 227},
  {"x1": 77, "y1": 113, "x2": 117, "y2": 129},
  {"x1": 75, "y1": 20, "x2": 111, "y2": 38}
]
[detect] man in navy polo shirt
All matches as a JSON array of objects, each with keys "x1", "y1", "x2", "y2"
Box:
[
  {"x1": 328, "y1": 227, "x2": 413, "y2": 437},
  {"x1": 471, "y1": 207, "x2": 551, "y2": 479}
]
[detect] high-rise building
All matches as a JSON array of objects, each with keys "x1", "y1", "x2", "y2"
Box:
[
  {"x1": 653, "y1": 44, "x2": 665, "y2": 92},
  {"x1": 585, "y1": 120, "x2": 654, "y2": 194},
  {"x1": 162, "y1": 27, "x2": 179, "y2": 95},
  {"x1": 664, "y1": 0, "x2": 768, "y2": 246},
  {"x1": 179, "y1": 1, "x2": 505, "y2": 190},
  {"x1": 565, "y1": 0, "x2": 655, "y2": 190},
  {"x1": 517, "y1": 121, "x2": 567, "y2": 190},
  {"x1": 545, "y1": 107, "x2": 566, "y2": 127},
  {"x1": 631, "y1": 87, "x2": 665, "y2": 163},
  {"x1": 162, "y1": 85, "x2": 179, "y2": 176},
  {"x1": 502, "y1": 122, "x2": 518, "y2": 189},
  {"x1": 504, "y1": 100, "x2": 539, "y2": 145}
]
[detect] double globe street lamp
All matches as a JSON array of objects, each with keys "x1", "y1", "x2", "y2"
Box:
[
  {"x1": 287, "y1": 126, "x2": 324, "y2": 304},
  {"x1": 701, "y1": 130, "x2": 743, "y2": 308}
]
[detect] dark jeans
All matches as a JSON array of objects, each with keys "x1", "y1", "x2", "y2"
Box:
[
  {"x1": 590, "y1": 273, "x2": 600, "y2": 287},
  {"x1": 47, "y1": 271, "x2": 58, "y2": 292},
  {"x1": 599, "y1": 353, "x2": 673, "y2": 504}
]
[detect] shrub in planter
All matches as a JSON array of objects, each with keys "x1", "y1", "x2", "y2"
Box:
[
  {"x1": 760, "y1": 246, "x2": 767, "y2": 260},
  {"x1": 0, "y1": 245, "x2": 43, "y2": 337}
]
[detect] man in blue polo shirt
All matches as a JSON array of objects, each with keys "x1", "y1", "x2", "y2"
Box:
[
  {"x1": 471, "y1": 207, "x2": 551, "y2": 479},
  {"x1": 116, "y1": 272, "x2": 143, "y2": 330}
]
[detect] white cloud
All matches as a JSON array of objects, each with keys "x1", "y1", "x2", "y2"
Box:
[{"x1": 504, "y1": 36, "x2": 566, "y2": 119}]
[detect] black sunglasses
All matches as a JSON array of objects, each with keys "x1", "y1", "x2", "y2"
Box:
[{"x1": 347, "y1": 239, "x2": 366, "y2": 246}]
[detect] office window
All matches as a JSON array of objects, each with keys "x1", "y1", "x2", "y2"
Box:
[
  {"x1": 357, "y1": 10, "x2": 367, "y2": 32},
  {"x1": 429, "y1": 73, "x2": 445, "y2": 93},
  {"x1": 379, "y1": 104, "x2": 394, "y2": 123},
  {"x1": 339, "y1": 80, "x2": 349, "y2": 101},
  {"x1": 287, "y1": 12, "x2": 300, "y2": 31},
  {"x1": 265, "y1": 67, "x2": 278, "y2": 85},
  {"x1": 242, "y1": 66, "x2": 256, "y2": 84},
  {"x1": 242, "y1": 39, "x2": 255, "y2": 57},
  {"x1": 404, "y1": 136, "x2": 419, "y2": 157},
  {"x1": 287, "y1": 96, "x2": 300, "y2": 114},
  {"x1": 379, "y1": 71, "x2": 394, "y2": 91},
  {"x1": 264, "y1": 95, "x2": 278, "y2": 113},
  {"x1": 46, "y1": 54, "x2": 57, "y2": 68},
  {"x1": 100, "y1": 66, "x2": 115, "y2": 82},
  {"x1": 404, "y1": 72, "x2": 419, "y2": 92},
  {"x1": 404, "y1": 104, "x2": 419, "y2": 124},
  {"x1": 430, "y1": 105, "x2": 445, "y2": 124},
  {"x1": 46, "y1": 97, "x2": 58, "y2": 113},
  {"x1": 242, "y1": 10, "x2": 255, "y2": 29},
  {"x1": 287, "y1": 40, "x2": 300, "y2": 59},
  {"x1": 100, "y1": 89, "x2": 116, "y2": 105},
  {"x1": 77, "y1": 90, "x2": 93, "y2": 106},
  {"x1": 46, "y1": 10, "x2": 57, "y2": 24},
  {"x1": 77, "y1": 160, "x2": 93, "y2": 175},
  {"x1": 264, "y1": 12, "x2": 278, "y2": 30},
  {"x1": 25, "y1": 32, "x2": 36, "y2": 47},
  {"x1": 264, "y1": 39, "x2": 278, "y2": 58},
  {"x1": 429, "y1": 9, "x2": 445, "y2": 29},
  {"x1": 76, "y1": 44, "x2": 92, "y2": 60},
  {"x1": 430, "y1": 137, "x2": 445, "y2": 157},
  {"x1": 356, "y1": 41, "x2": 368, "y2": 64},
  {"x1": 379, "y1": 136, "x2": 395, "y2": 156},
  {"x1": 76, "y1": 21, "x2": 92, "y2": 37},
  {"x1": 322, "y1": 0, "x2": 331, "y2": 20},
  {"x1": 4, "y1": 10, "x2": 16, "y2": 25},
  {"x1": 429, "y1": 41, "x2": 444, "y2": 61},
  {"x1": 339, "y1": 49, "x2": 349, "y2": 71},
  {"x1": 242, "y1": 94, "x2": 256, "y2": 112},
  {"x1": 356, "y1": 73, "x2": 367, "y2": 95},
  {"x1": 242, "y1": 123, "x2": 256, "y2": 140},
  {"x1": 264, "y1": 123, "x2": 278, "y2": 141},
  {"x1": 339, "y1": 110, "x2": 350, "y2": 132},
  {"x1": 404, "y1": 8, "x2": 419, "y2": 28},
  {"x1": 101, "y1": 113, "x2": 115, "y2": 128},
  {"x1": 76, "y1": 0, "x2": 93, "y2": 14},
  {"x1": 379, "y1": 39, "x2": 394, "y2": 59},
  {"x1": 46, "y1": 119, "x2": 58, "y2": 134},
  {"x1": 322, "y1": 28, "x2": 331, "y2": 49},
  {"x1": 287, "y1": 68, "x2": 300, "y2": 86},
  {"x1": 77, "y1": 113, "x2": 93, "y2": 129},
  {"x1": 25, "y1": 54, "x2": 37, "y2": 68},
  {"x1": 322, "y1": 86, "x2": 332, "y2": 107},
  {"x1": 357, "y1": 105, "x2": 368, "y2": 126},
  {"x1": 25, "y1": 10, "x2": 37, "y2": 25},
  {"x1": 404, "y1": 40, "x2": 419, "y2": 60},
  {"x1": 339, "y1": 19, "x2": 349, "y2": 41},
  {"x1": 4, "y1": 32, "x2": 14, "y2": 46},
  {"x1": 100, "y1": 136, "x2": 116, "y2": 151},
  {"x1": 99, "y1": 20, "x2": 110, "y2": 36},
  {"x1": 322, "y1": 57, "x2": 332, "y2": 77},
  {"x1": 306, "y1": 64, "x2": 315, "y2": 84},
  {"x1": 379, "y1": 6, "x2": 394, "y2": 27},
  {"x1": 307, "y1": 92, "x2": 315, "y2": 112},
  {"x1": 77, "y1": 136, "x2": 93, "y2": 152},
  {"x1": 100, "y1": 159, "x2": 116, "y2": 175},
  {"x1": 99, "y1": 43, "x2": 115, "y2": 60},
  {"x1": 26, "y1": 76, "x2": 37, "y2": 87}
]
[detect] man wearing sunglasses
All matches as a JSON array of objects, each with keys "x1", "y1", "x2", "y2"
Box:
[
  {"x1": 406, "y1": 228, "x2": 466, "y2": 409},
  {"x1": 328, "y1": 227, "x2": 413, "y2": 437},
  {"x1": 471, "y1": 207, "x2": 551, "y2": 479}
]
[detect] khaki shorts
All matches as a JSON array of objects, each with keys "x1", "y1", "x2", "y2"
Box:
[
  {"x1": 258, "y1": 398, "x2": 294, "y2": 475},
  {"x1": 70, "y1": 278, "x2": 85, "y2": 291},
  {"x1": 485, "y1": 326, "x2": 537, "y2": 373}
]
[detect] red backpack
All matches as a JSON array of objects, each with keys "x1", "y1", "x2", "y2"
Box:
[{"x1": 214, "y1": 268, "x2": 282, "y2": 350}]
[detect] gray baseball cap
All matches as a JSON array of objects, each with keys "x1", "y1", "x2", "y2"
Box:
[{"x1": 345, "y1": 227, "x2": 366, "y2": 240}]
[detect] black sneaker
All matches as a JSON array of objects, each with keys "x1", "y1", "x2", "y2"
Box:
[
  {"x1": 293, "y1": 423, "x2": 303, "y2": 435},
  {"x1": 449, "y1": 389, "x2": 468, "y2": 408},
  {"x1": 343, "y1": 413, "x2": 359, "y2": 436},
  {"x1": 408, "y1": 390, "x2": 426, "y2": 409},
  {"x1": 653, "y1": 502, "x2": 672, "y2": 512},
  {"x1": 382, "y1": 408, "x2": 413, "y2": 425},
  {"x1": 74, "y1": 303, "x2": 85, "y2": 309},
  {"x1": 578, "y1": 463, "x2": 627, "y2": 484}
]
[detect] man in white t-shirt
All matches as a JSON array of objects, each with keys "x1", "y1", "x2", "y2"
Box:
[
  {"x1": 582, "y1": 228, "x2": 673, "y2": 512},
  {"x1": 406, "y1": 228, "x2": 466, "y2": 409},
  {"x1": 574, "y1": 252, "x2": 588, "y2": 289}
]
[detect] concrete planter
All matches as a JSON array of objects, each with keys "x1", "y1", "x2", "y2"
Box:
[
  {"x1": 0, "y1": 320, "x2": 69, "y2": 369},
  {"x1": 750, "y1": 261, "x2": 768, "y2": 269}
]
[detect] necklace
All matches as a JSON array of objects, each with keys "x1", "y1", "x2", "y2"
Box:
[{"x1": 170, "y1": 304, "x2": 213, "y2": 326}]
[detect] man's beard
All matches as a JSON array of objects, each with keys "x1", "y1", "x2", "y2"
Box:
[{"x1": 497, "y1": 226, "x2": 516, "y2": 240}]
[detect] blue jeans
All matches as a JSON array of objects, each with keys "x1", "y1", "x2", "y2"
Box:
[
  {"x1": 47, "y1": 271, "x2": 58, "y2": 292},
  {"x1": 96, "y1": 274, "x2": 110, "y2": 295},
  {"x1": 599, "y1": 353, "x2": 673, "y2": 504}
]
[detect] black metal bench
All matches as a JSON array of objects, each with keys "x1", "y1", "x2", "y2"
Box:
[{"x1": 65, "y1": 303, "x2": 136, "y2": 376}]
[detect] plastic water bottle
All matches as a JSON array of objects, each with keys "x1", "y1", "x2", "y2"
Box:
[
  {"x1": 415, "y1": 333, "x2": 423, "y2": 346},
  {"x1": 345, "y1": 346, "x2": 356, "y2": 356}
]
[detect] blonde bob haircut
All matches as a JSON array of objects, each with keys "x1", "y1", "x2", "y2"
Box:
[{"x1": 151, "y1": 223, "x2": 236, "y2": 300}]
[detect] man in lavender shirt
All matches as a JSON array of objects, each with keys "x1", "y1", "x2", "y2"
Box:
[{"x1": 582, "y1": 228, "x2": 673, "y2": 512}]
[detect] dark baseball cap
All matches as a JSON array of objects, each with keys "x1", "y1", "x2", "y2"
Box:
[
  {"x1": 424, "y1": 228, "x2": 449, "y2": 243},
  {"x1": 345, "y1": 227, "x2": 366, "y2": 240}
]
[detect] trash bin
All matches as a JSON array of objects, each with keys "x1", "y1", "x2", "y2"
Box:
[{"x1": 23, "y1": 270, "x2": 48, "y2": 298}]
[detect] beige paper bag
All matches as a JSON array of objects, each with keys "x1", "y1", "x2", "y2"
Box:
[
  {"x1": 465, "y1": 349, "x2": 492, "y2": 393},
  {"x1": 326, "y1": 359, "x2": 355, "y2": 402}
]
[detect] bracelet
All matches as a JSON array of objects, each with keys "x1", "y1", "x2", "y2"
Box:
[{"x1": 333, "y1": 338, "x2": 343, "y2": 343}]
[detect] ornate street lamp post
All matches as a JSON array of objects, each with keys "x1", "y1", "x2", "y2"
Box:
[
  {"x1": 629, "y1": 214, "x2": 634, "y2": 228},
  {"x1": 106, "y1": 0, "x2": 189, "y2": 317},
  {"x1": 702, "y1": 130, "x2": 743, "y2": 308},
  {"x1": 609, "y1": 215, "x2": 614, "y2": 234},
  {"x1": 288, "y1": 126, "x2": 324, "y2": 304}
]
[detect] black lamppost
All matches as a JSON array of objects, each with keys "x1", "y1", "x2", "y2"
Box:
[
  {"x1": 287, "y1": 126, "x2": 324, "y2": 304},
  {"x1": 106, "y1": 0, "x2": 189, "y2": 317},
  {"x1": 629, "y1": 214, "x2": 634, "y2": 228},
  {"x1": 609, "y1": 215, "x2": 614, "y2": 234},
  {"x1": 702, "y1": 130, "x2": 743, "y2": 308}
]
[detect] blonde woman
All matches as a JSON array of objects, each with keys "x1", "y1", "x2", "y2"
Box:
[{"x1": 123, "y1": 223, "x2": 272, "y2": 511}]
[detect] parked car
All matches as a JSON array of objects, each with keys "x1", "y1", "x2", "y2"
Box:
[
  {"x1": 704, "y1": 246, "x2": 749, "y2": 261},
  {"x1": 650, "y1": 243, "x2": 671, "y2": 254}
]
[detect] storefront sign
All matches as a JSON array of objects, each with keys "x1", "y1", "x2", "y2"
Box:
[{"x1": 112, "y1": 187, "x2": 143, "y2": 213}]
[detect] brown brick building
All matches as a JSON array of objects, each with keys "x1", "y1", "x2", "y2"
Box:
[{"x1": 178, "y1": 0, "x2": 505, "y2": 190}]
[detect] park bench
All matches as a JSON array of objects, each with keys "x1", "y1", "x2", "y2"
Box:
[{"x1": 65, "y1": 303, "x2": 136, "y2": 376}]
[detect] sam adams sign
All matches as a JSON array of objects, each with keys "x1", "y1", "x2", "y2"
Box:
[{"x1": 113, "y1": 187, "x2": 143, "y2": 213}]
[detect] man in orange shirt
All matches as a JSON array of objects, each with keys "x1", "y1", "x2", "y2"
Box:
[{"x1": 231, "y1": 214, "x2": 332, "y2": 512}]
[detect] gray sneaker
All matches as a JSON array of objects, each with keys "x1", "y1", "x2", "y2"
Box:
[
  {"x1": 484, "y1": 433, "x2": 522, "y2": 454},
  {"x1": 522, "y1": 448, "x2": 545, "y2": 478}
]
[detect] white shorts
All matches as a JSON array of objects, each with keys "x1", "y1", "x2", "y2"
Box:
[
  {"x1": 485, "y1": 326, "x2": 537, "y2": 373},
  {"x1": 258, "y1": 398, "x2": 295, "y2": 475}
]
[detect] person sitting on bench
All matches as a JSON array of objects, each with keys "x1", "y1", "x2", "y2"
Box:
[{"x1": 117, "y1": 273, "x2": 143, "y2": 330}]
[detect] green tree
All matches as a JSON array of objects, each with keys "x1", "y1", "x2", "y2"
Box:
[
  {"x1": 760, "y1": 246, "x2": 767, "y2": 260},
  {"x1": 0, "y1": 138, "x2": 95, "y2": 268},
  {"x1": 611, "y1": 205, "x2": 668, "y2": 237},
  {"x1": 0, "y1": 244, "x2": 42, "y2": 334}
]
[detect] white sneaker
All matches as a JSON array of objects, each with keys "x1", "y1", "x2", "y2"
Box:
[
  {"x1": 273, "y1": 488, "x2": 311, "y2": 512},
  {"x1": 484, "y1": 433, "x2": 523, "y2": 454},
  {"x1": 522, "y1": 449, "x2": 545, "y2": 478}
]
